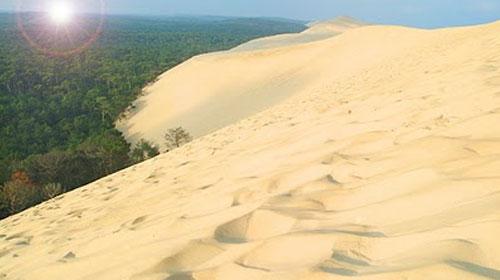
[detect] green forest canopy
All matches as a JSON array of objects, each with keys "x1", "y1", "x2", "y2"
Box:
[{"x1": 0, "y1": 13, "x2": 306, "y2": 218}]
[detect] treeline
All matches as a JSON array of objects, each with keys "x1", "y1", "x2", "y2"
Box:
[
  {"x1": 0, "y1": 128, "x2": 193, "y2": 218},
  {"x1": 0, "y1": 13, "x2": 306, "y2": 218}
]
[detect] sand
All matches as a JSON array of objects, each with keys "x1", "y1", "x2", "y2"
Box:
[
  {"x1": 116, "y1": 17, "x2": 366, "y2": 147},
  {"x1": 2, "y1": 19, "x2": 500, "y2": 280},
  {"x1": 230, "y1": 16, "x2": 366, "y2": 52}
]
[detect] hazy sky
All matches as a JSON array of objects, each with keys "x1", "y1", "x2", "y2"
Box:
[{"x1": 1, "y1": 0, "x2": 499, "y2": 28}]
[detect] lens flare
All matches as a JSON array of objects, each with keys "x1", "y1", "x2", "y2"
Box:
[
  {"x1": 15, "y1": 0, "x2": 106, "y2": 57},
  {"x1": 48, "y1": 1, "x2": 74, "y2": 25}
]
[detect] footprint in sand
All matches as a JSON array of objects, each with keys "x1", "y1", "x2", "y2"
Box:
[
  {"x1": 119, "y1": 215, "x2": 148, "y2": 231},
  {"x1": 5, "y1": 233, "x2": 25, "y2": 241},
  {"x1": 434, "y1": 115, "x2": 450, "y2": 127},
  {"x1": 15, "y1": 239, "x2": 30, "y2": 246},
  {"x1": 477, "y1": 64, "x2": 498, "y2": 72},
  {"x1": 177, "y1": 161, "x2": 191, "y2": 168},
  {"x1": 106, "y1": 187, "x2": 119, "y2": 193},
  {"x1": 144, "y1": 169, "x2": 167, "y2": 184},
  {"x1": 132, "y1": 216, "x2": 147, "y2": 226},
  {"x1": 485, "y1": 75, "x2": 500, "y2": 86},
  {"x1": 102, "y1": 196, "x2": 115, "y2": 201},
  {"x1": 165, "y1": 274, "x2": 193, "y2": 280},
  {"x1": 59, "y1": 251, "x2": 76, "y2": 263}
]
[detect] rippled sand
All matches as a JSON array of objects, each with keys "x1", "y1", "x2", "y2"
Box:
[{"x1": 2, "y1": 20, "x2": 500, "y2": 280}]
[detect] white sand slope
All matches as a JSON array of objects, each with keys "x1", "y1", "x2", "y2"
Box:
[
  {"x1": 116, "y1": 17, "x2": 366, "y2": 147},
  {"x1": 231, "y1": 16, "x2": 366, "y2": 52},
  {"x1": 2, "y1": 20, "x2": 500, "y2": 280}
]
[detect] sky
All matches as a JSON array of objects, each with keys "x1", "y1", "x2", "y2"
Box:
[{"x1": 1, "y1": 0, "x2": 499, "y2": 28}]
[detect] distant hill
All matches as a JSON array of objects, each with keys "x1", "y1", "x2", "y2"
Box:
[
  {"x1": 231, "y1": 16, "x2": 367, "y2": 52},
  {"x1": 306, "y1": 15, "x2": 367, "y2": 28},
  {"x1": 117, "y1": 17, "x2": 366, "y2": 146}
]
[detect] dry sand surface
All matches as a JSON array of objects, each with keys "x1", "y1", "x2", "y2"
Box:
[
  {"x1": 2, "y1": 19, "x2": 500, "y2": 280},
  {"x1": 231, "y1": 16, "x2": 366, "y2": 52},
  {"x1": 116, "y1": 17, "x2": 366, "y2": 146}
]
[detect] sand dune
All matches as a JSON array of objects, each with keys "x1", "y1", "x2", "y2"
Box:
[
  {"x1": 116, "y1": 17, "x2": 365, "y2": 147},
  {"x1": 231, "y1": 16, "x2": 366, "y2": 52},
  {"x1": 2, "y1": 19, "x2": 500, "y2": 280}
]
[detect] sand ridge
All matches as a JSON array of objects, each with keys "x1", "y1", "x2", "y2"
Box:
[
  {"x1": 116, "y1": 17, "x2": 366, "y2": 147},
  {"x1": 231, "y1": 16, "x2": 366, "y2": 52},
  {"x1": 1, "y1": 20, "x2": 500, "y2": 279}
]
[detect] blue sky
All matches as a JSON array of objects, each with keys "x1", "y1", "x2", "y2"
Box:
[{"x1": 2, "y1": 0, "x2": 499, "y2": 28}]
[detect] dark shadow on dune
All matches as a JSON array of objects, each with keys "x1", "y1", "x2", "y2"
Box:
[
  {"x1": 306, "y1": 229, "x2": 387, "y2": 238},
  {"x1": 164, "y1": 273, "x2": 194, "y2": 280},
  {"x1": 321, "y1": 266, "x2": 358, "y2": 276},
  {"x1": 332, "y1": 252, "x2": 371, "y2": 266},
  {"x1": 334, "y1": 230, "x2": 387, "y2": 238},
  {"x1": 447, "y1": 260, "x2": 500, "y2": 279}
]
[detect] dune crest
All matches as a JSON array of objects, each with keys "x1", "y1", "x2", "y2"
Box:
[
  {"x1": 231, "y1": 16, "x2": 366, "y2": 52},
  {"x1": 2, "y1": 20, "x2": 500, "y2": 279},
  {"x1": 116, "y1": 17, "x2": 366, "y2": 146}
]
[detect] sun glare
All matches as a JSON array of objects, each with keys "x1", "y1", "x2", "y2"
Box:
[{"x1": 48, "y1": 1, "x2": 74, "y2": 24}]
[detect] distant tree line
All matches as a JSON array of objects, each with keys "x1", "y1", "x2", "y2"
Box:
[
  {"x1": 0, "y1": 13, "x2": 306, "y2": 219},
  {"x1": 0, "y1": 127, "x2": 194, "y2": 217}
]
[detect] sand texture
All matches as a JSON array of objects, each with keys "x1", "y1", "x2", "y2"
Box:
[
  {"x1": 2, "y1": 20, "x2": 500, "y2": 279},
  {"x1": 116, "y1": 17, "x2": 365, "y2": 146}
]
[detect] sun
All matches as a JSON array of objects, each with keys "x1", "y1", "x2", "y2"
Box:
[{"x1": 48, "y1": 1, "x2": 74, "y2": 24}]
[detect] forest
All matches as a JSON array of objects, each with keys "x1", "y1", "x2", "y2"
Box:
[{"x1": 0, "y1": 13, "x2": 306, "y2": 219}]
